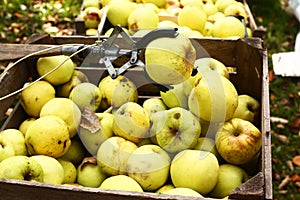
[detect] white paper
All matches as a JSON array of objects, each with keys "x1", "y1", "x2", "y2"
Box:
[{"x1": 272, "y1": 52, "x2": 300, "y2": 76}]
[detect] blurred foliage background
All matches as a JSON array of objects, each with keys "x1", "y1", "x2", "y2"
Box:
[{"x1": 0, "y1": 0, "x2": 300, "y2": 199}]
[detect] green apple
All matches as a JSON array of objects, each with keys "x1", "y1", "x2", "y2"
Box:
[
  {"x1": 128, "y1": 7, "x2": 159, "y2": 32},
  {"x1": 96, "y1": 136, "x2": 138, "y2": 175},
  {"x1": 126, "y1": 144, "x2": 171, "y2": 191},
  {"x1": 212, "y1": 16, "x2": 246, "y2": 38},
  {"x1": 215, "y1": 118, "x2": 262, "y2": 165},
  {"x1": 57, "y1": 158, "x2": 77, "y2": 184},
  {"x1": 188, "y1": 73, "x2": 238, "y2": 122},
  {"x1": 160, "y1": 83, "x2": 188, "y2": 109},
  {"x1": 69, "y1": 82, "x2": 102, "y2": 111},
  {"x1": 150, "y1": 107, "x2": 201, "y2": 153},
  {"x1": 77, "y1": 157, "x2": 107, "y2": 188},
  {"x1": 142, "y1": 98, "x2": 167, "y2": 117},
  {"x1": 20, "y1": 80, "x2": 56, "y2": 117},
  {"x1": 195, "y1": 57, "x2": 230, "y2": 79},
  {"x1": 25, "y1": 115, "x2": 71, "y2": 158},
  {"x1": 177, "y1": 6, "x2": 207, "y2": 33},
  {"x1": 18, "y1": 117, "x2": 36, "y2": 136},
  {"x1": 232, "y1": 94, "x2": 260, "y2": 123},
  {"x1": 0, "y1": 129, "x2": 27, "y2": 156},
  {"x1": 112, "y1": 102, "x2": 150, "y2": 144},
  {"x1": 30, "y1": 155, "x2": 64, "y2": 184},
  {"x1": 61, "y1": 136, "x2": 88, "y2": 166},
  {"x1": 0, "y1": 155, "x2": 43, "y2": 182},
  {"x1": 56, "y1": 70, "x2": 89, "y2": 98},
  {"x1": 162, "y1": 187, "x2": 203, "y2": 197},
  {"x1": 170, "y1": 149, "x2": 219, "y2": 195},
  {"x1": 98, "y1": 75, "x2": 138, "y2": 110},
  {"x1": 145, "y1": 33, "x2": 196, "y2": 85},
  {"x1": 40, "y1": 97, "x2": 81, "y2": 138},
  {"x1": 0, "y1": 136, "x2": 15, "y2": 162},
  {"x1": 209, "y1": 163, "x2": 249, "y2": 198},
  {"x1": 79, "y1": 108, "x2": 114, "y2": 155},
  {"x1": 37, "y1": 55, "x2": 74, "y2": 86},
  {"x1": 155, "y1": 184, "x2": 175, "y2": 194},
  {"x1": 99, "y1": 175, "x2": 143, "y2": 192}
]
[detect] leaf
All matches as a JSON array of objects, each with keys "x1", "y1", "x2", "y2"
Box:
[
  {"x1": 290, "y1": 174, "x2": 300, "y2": 182},
  {"x1": 271, "y1": 130, "x2": 290, "y2": 143},
  {"x1": 270, "y1": 116, "x2": 289, "y2": 124},
  {"x1": 278, "y1": 175, "x2": 290, "y2": 189},
  {"x1": 292, "y1": 155, "x2": 300, "y2": 167},
  {"x1": 80, "y1": 107, "x2": 101, "y2": 133}
]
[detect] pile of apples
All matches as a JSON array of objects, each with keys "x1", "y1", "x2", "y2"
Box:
[
  {"x1": 0, "y1": 34, "x2": 262, "y2": 199},
  {"x1": 79, "y1": 0, "x2": 251, "y2": 38}
]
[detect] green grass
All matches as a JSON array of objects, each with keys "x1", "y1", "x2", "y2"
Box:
[{"x1": 249, "y1": 0, "x2": 300, "y2": 199}]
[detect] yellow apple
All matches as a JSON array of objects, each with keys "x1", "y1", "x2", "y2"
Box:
[
  {"x1": 209, "y1": 163, "x2": 249, "y2": 198},
  {"x1": 163, "y1": 187, "x2": 203, "y2": 197},
  {"x1": 212, "y1": 16, "x2": 246, "y2": 38},
  {"x1": 40, "y1": 97, "x2": 81, "y2": 138},
  {"x1": 215, "y1": 118, "x2": 262, "y2": 165},
  {"x1": 145, "y1": 33, "x2": 196, "y2": 85},
  {"x1": 30, "y1": 155, "x2": 64, "y2": 184},
  {"x1": 195, "y1": 57, "x2": 230, "y2": 79},
  {"x1": 224, "y1": 3, "x2": 248, "y2": 24},
  {"x1": 36, "y1": 55, "x2": 74, "y2": 86},
  {"x1": 170, "y1": 149, "x2": 219, "y2": 195},
  {"x1": 142, "y1": 0, "x2": 166, "y2": 8},
  {"x1": 203, "y1": 2, "x2": 218, "y2": 16},
  {"x1": 0, "y1": 129, "x2": 27, "y2": 156},
  {"x1": 18, "y1": 117, "x2": 36, "y2": 136},
  {"x1": 25, "y1": 115, "x2": 71, "y2": 158},
  {"x1": 177, "y1": 6, "x2": 207, "y2": 33},
  {"x1": 77, "y1": 157, "x2": 107, "y2": 187},
  {"x1": 127, "y1": 7, "x2": 159, "y2": 32},
  {"x1": 180, "y1": 0, "x2": 203, "y2": 8},
  {"x1": 20, "y1": 81, "x2": 55, "y2": 117},
  {"x1": 188, "y1": 73, "x2": 238, "y2": 122},
  {"x1": 112, "y1": 102, "x2": 150, "y2": 144},
  {"x1": 126, "y1": 144, "x2": 171, "y2": 191},
  {"x1": 158, "y1": 20, "x2": 179, "y2": 28},
  {"x1": 99, "y1": 175, "x2": 143, "y2": 192},
  {"x1": 106, "y1": 0, "x2": 137, "y2": 27},
  {"x1": 96, "y1": 136, "x2": 138, "y2": 175}
]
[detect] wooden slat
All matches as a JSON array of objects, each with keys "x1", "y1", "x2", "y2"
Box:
[{"x1": 0, "y1": 44, "x2": 63, "y2": 61}]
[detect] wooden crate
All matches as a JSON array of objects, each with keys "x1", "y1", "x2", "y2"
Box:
[
  {"x1": 75, "y1": 0, "x2": 266, "y2": 38},
  {"x1": 0, "y1": 35, "x2": 271, "y2": 200}
]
